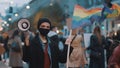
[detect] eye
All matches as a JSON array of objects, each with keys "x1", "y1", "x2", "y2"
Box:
[
  {"x1": 40, "y1": 25, "x2": 50, "y2": 29},
  {"x1": 39, "y1": 22, "x2": 50, "y2": 29}
]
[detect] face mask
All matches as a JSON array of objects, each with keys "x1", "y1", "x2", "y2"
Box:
[{"x1": 38, "y1": 28, "x2": 50, "y2": 36}]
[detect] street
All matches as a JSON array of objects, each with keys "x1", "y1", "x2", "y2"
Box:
[{"x1": 0, "y1": 59, "x2": 29, "y2": 68}]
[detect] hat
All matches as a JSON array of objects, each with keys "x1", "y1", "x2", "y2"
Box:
[{"x1": 37, "y1": 18, "x2": 51, "y2": 29}]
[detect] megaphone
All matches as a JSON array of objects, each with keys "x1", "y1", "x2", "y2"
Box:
[{"x1": 17, "y1": 18, "x2": 30, "y2": 31}]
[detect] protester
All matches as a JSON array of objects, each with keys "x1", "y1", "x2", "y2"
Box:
[
  {"x1": 8, "y1": 29, "x2": 23, "y2": 68},
  {"x1": 2, "y1": 32, "x2": 9, "y2": 63},
  {"x1": 21, "y1": 29, "x2": 35, "y2": 66},
  {"x1": 48, "y1": 26, "x2": 59, "y2": 46},
  {"x1": 22, "y1": 18, "x2": 73, "y2": 68},
  {"x1": 0, "y1": 34, "x2": 4, "y2": 61},
  {"x1": 108, "y1": 29, "x2": 120, "y2": 68},
  {"x1": 115, "y1": 29, "x2": 120, "y2": 41},
  {"x1": 87, "y1": 26, "x2": 106, "y2": 68},
  {"x1": 21, "y1": 30, "x2": 35, "y2": 46},
  {"x1": 66, "y1": 28, "x2": 87, "y2": 68},
  {"x1": 105, "y1": 31, "x2": 114, "y2": 64},
  {"x1": 108, "y1": 44, "x2": 120, "y2": 68}
]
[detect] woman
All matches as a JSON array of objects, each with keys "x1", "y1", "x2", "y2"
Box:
[
  {"x1": 22, "y1": 18, "x2": 73, "y2": 68},
  {"x1": 88, "y1": 26, "x2": 106, "y2": 68},
  {"x1": 8, "y1": 29, "x2": 23, "y2": 68},
  {"x1": 66, "y1": 28, "x2": 87, "y2": 68}
]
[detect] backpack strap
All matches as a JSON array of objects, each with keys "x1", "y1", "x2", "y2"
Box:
[{"x1": 70, "y1": 34, "x2": 77, "y2": 45}]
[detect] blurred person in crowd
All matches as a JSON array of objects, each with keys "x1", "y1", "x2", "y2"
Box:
[
  {"x1": 115, "y1": 29, "x2": 120, "y2": 41},
  {"x1": 66, "y1": 28, "x2": 87, "y2": 68},
  {"x1": 108, "y1": 43, "x2": 120, "y2": 68},
  {"x1": 87, "y1": 26, "x2": 106, "y2": 68},
  {"x1": 111, "y1": 30, "x2": 117, "y2": 40},
  {"x1": 21, "y1": 29, "x2": 35, "y2": 65},
  {"x1": 48, "y1": 26, "x2": 69, "y2": 68},
  {"x1": 105, "y1": 31, "x2": 114, "y2": 64},
  {"x1": 107, "y1": 29, "x2": 120, "y2": 68},
  {"x1": 22, "y1": 18, "x2": 73, "y2": 68},
  {"x1": 48, "y1": 26, "x2": 66, "y2": 68},
  {"x1": 0, "y1": 34, "x2": 4, "y2": 61},
  {"x1": 105, "y1": 29, "x2": 120, "y2": 66},
  {"x1": 2, "y1": 32, "x2": 9, "y2": 63},
  {"x1": 48, "y1": 26, "x2": 59, "y2": 46},
  {"x1": 8, "y1": 29, "x2": 23, "y2": 68},
  {"x1": 21, "y1": 29, "x2": 35, "y2": 46}
]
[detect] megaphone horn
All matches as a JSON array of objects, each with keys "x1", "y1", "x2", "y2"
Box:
[{"x1": 17, "y1": 18, "x2": 30, "y2": 31}]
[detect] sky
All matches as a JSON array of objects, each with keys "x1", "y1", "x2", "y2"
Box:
[{"x1": 0, "y1": 0, "x2": 31, "y2": 16}]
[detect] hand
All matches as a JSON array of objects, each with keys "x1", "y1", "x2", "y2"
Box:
[
  {"x1": 0, "y1": 43, "x2": 4, "y2": 46},
  {"x1": 65, "y1": 36, "x2": 72, "y2": 45},
  {"x1": 25, "y1": 36, "x2": 30, "y2": 46}
]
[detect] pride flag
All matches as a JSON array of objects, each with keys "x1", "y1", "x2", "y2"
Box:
[
  {"x1": 71, "y1": 4, "x2": 120, "y2": 29},
  {"x1": 106, "y1": 4, "x2": 120, "y2": 18},
  {"x1": 90, "y1": 3, "x2": 120, "y2": 23},
  {"x1": 71, "y1": 4, "x2": 102, "y2": 29}
]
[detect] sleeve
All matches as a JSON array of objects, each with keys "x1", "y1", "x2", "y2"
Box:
[
  {"x1": 88, "y1": 35, "x2": 95, "y2": 50},
  {"x1": 22, "y1": 45, "x2": 31, "y2": 62},
  {"x1": 17, "y1": 37, "x2": 23, "y2": 48},
  {"x1": 17, "y1": 37, "x2": 23, "y2": 56},
  {"x1": 102, "y1": 35, "x2": 107, "y2": 49},
  {"x1": 22, "y1": 38, "x2": 32, "y2": 63}
]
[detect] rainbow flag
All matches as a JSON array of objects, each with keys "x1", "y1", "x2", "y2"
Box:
[
  {"x1": 71, "y1": 4, "x2": 102, "y2": 29},
  {"x1": 71, "y1": 4, "x2": 120, "y2": 29},
  {"x1": 106, "y1": 4, "x2": 120, "y2": 18},
  {"x1": 90, "y1": 3, "x2": 120, "y2": 23}
]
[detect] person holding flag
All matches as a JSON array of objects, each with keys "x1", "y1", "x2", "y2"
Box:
[{"x1": 65, "y1": 28, "x2": 87, "y2": 68}]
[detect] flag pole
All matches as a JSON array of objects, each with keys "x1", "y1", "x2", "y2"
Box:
[{"x1": 66, "y1": 29, "x2": 72, "y2": 68}]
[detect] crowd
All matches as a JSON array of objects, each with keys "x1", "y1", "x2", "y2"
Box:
[{"x1": 0, "y1": 18, "x2": 120, "y2": 68}]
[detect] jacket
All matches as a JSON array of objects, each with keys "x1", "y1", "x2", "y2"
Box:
[
  {"x1": 8, "y1": 36, "x2": 23, "y2": 67},
  {"x1": 23, "y1": 34, "x2": 73, "y2": 68}
]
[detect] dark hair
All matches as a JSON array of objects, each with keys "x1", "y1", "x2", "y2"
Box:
[
  {"x1": 37, "y1": 18, "x2": 51, "y2": 29},
  {"x1": 93, "y1": 26, "x2": 102, "y2": 44},
  {"x1": 93, "y1": 26, "x2": 101, "y2": 34},
  {"x1": 11, "y1": 30, "x2": 19, "y2": 39}
]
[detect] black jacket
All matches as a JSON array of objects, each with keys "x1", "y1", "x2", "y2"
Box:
[
  {"x1": 88, "y1": 35, "x2": 106, "y2": 68},
  {"x1": 23, "y1": 34, "x2": 73, "y2": 68}
]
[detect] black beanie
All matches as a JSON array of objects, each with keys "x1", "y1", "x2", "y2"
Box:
[{"x1": 37, "y1": 18, "x2": 51, "y2": 29}]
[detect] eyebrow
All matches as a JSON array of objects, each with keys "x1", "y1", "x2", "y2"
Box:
[{"x1": 40, "y1": 25, "x2": 50, "y2": 28}]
